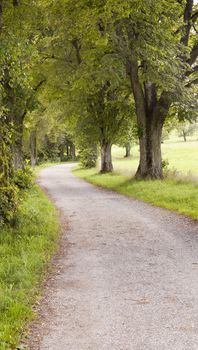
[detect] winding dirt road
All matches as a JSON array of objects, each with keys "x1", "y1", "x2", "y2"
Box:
[{"x1": 29, "y1": 163, "x2": 198, "y2": 350}]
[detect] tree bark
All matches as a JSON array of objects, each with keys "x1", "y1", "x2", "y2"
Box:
[
  {"x1": 70, "y1": 143, "x2": 76, "y2": 160},
  {"x1": 30, "y1": 130, "x2": 37, "y2": 166},
  {"x1": 100, "y1": 141, "x2": 113, "y2": 173},
  {"x1": 124, "y1": 143, "x2": 131, "y2": 158},
  {"x1": 2, "y1": 70, "x2": 25, "y2": 170},
  {"x1": 66, "y1": 143, "x2": 69, "y2": 157},
  {"x1": 59, "y1": 144, "x2": 65, "y2": 161},
  {"x1": 124, "y1": 1, "x2": 197, "y2": 179},
  {"x1": 128, "y1": 56, "x2": 172, "y2": 179},
  {"x1": 136, "y1": 117, "x2": 164, "y2": 178},
  {"x1": 11, "y1": 116, "x2": 24, "y2": 170},
  {"x1": 182, "y1": 130, "x2": 187, "y2": 142}
]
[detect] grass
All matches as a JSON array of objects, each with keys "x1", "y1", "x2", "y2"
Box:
[
  {"x1": 0, "y1": 185, "x2": 59, "y2": 349},
  {"x1": 112, "y1": 138, "x2": 198, "y2": 178},
  {"x1": 73, "y1": 168, "x2": 198, "y2": 220},
  {"x1": 74, "y1": 137, "x2": 198, "y2": 219}
]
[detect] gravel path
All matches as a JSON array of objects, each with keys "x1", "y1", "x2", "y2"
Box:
[{"x1": 29, "y1": 163, "x2": 198, "y2": 350}]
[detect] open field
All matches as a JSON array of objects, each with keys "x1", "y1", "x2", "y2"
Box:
[
  {"x1": 0, "y1": 186, "x2": 59, "y2": 349},
  {"x1": 112, "y1": 137, "x2": 198, "y2": 178}
]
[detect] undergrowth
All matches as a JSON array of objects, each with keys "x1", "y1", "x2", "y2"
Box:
[{"x1": 0, "y1": 185, "x2": 59, "y2": 349}]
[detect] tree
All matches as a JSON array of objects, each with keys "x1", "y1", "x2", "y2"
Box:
[
  {"x1": 102, "y1": 0, "x2": 198, "y2": 178},
  {"x1": 54, "y1": 1, "x2": 133, "y2": 172},
  {"x1": 52, "y1": 0, "x2": 197, "y2": 177},
  {"x1": 176, "y1": 120, "x2": 198, "y2": 141},
  {"x1": 116, "y1": 114, "x2": 138, "y2": 158},
  {"x1": 0, "y1": 0, "x2": 45, "y2": 169}
]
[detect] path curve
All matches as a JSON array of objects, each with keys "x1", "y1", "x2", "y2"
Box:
[{"x1": 29, "y1": 163, "x2": 198, "y2": 350}]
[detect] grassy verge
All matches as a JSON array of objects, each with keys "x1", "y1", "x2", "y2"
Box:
[
  {"x1": 0, "y1": 185, "x2": 59, "y2": 349},
  {"x1": 73, "y1": 168, "x2": 198, "y2": 220}
]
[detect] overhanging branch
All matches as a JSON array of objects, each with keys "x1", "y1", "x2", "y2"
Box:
[{"x1": 188, "y1": 42, "x2": 198, "y2": 66}]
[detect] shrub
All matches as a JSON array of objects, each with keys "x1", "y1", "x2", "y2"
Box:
[
  {"x1": 79, "y1": 144, "x2": 98, "y2": 168},
  {"x1": 162, "y1": 158, "x2": 169, "y2": 176},
  {"x1": 14, "y1": 166, "x2": 34, "y2": 190},
  {"x1": 0, "y1": 120, "x2": 18, "y2": 225},
  {"x1": 0, "y1": 184, "x2": 18, "y2": 226}
]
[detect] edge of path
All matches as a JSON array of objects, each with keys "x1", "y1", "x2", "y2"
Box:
[
  {"x1": 73, "y1": 166, "x2": 198, "y2": 222},
  {"x1": 25, "y1": 163, "x2": 197, "y2": 349},
  {"x1": 24, "y1": 165, "x2": 70, "y2": 350}
]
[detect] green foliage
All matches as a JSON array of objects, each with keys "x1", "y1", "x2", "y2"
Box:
[
  {"x1": 0, "y1": 185, "x2": 59, "y2": 349},
  {"x1": 78, "y1": 144, "x2": 98, "y2": 168},
  {"x1": 1, "y1": 0, "x2": 198, "y2": 224},
  {"x1": 40, "y1": 134, "x2": 60, "y2": 162},
  {"x1": 0, "y1": 120, "x2": 18, "y2": 225},
  {"x1": 14, "y1": 166, "x2": 34, "y2": 190},
  {"x1": 0, "y1": 184, "x2": 18, "y2": 226},
  {"x1": 162, "y1": 158, "x2": 170, "y2": 175}
]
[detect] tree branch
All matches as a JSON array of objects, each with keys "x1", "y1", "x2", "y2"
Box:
[
  {"x1": 33, "y1": 79, "x2": 46, "y2": 92},
  {"x1": 127, "y1": 53, "x2": 146, "y2": 124},
  {"x1": 191, "y1": 9, "x2": 198, "y2": 23},
  {"x1": 186, "y1": 64, "x2": 198, "y2": 76},
  {"x1": 180, "y1": 0, "x2": 193, "y2": 46},
  {"x1": 185, "y1": 77, "x2": 198, "y2": 87},
  {"x1": 188, "y1": 42, "x2": 198, "y2": 66},
  {"x1": 72, "y1": 39, "x2": 82, "y2": 65}
]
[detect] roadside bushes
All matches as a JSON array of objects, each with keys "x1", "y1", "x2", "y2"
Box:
[
  {"x1": 14, "y1": 166, "x2": 34, "y2": 190},
  {"x1": 78, "y1": 144, "x2": 98, "y2": 168},
  {"x1": 0, "y1": 184, "x2": 18, "y2": 225},
  {"x1": 0, "y1": 121, "x2": 17, "y2": 225},
  {"x1": 0, "y1": 120, "x2": 34, "y2": 226},
  {"x1": 0, "y1": 166, "x2": 34, "y2": 226}
]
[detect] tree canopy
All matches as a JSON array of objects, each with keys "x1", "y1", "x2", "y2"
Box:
[{"x1": 0, "y1": 0, "x2": 198, "y2": 223}]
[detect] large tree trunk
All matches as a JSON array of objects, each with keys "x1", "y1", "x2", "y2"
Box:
[
  {"x1": 136, "y1": 116, "x2": 163, "y2": 178},
  {"x1": 100, "y1": 141, "x2": 113, "y2": 173},
  {"x1": 128, "y1": 56, "x2": 171, "y2": 179},
  {"x1": 30, "y1": 130, "x2": 37, "y2": 166},
  {"x1": 124, "y1": 143, "x2": 131, "y2": 158}
]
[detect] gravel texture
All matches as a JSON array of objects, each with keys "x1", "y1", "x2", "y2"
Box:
[{"x1": 28, "y1": 163, "x2": 198, "y2": 350}]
